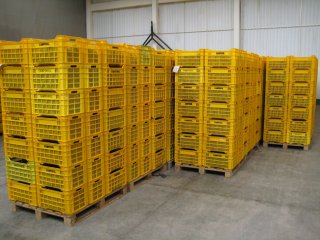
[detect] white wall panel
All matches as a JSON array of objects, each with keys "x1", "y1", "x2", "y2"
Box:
[
  {"x1": 241, "y1": 0, "x2": 301, "y2": 29},
  {"x1": 185, "y1": 32, "x2": 206, "y2": 50},
  {"x1": 159, "y1": 33, "x2": 185, "y2": 50},
  {"x1": 301, "y1": 0, "x2": 320, "y2": 25},
  {"x1": 207, "y1": 31, "x2": 233, "y2": 50},
  {"x1": 206, "y1": 0, "x2": 233, "y2": 30},
  {"x1": 111, "y1": 35, "x2": 148, "y2": 45},
  {"x1": 184, "y1": 1, "x2": 207, "y2": 32},
  {"x1": 241, "y1": 28, "x2": 300, "y2": 56},
  {"x1": 159, "y1": 3, "x2": 185, "y2": 33},
  {"x1": 92, "y1": 11, "x2": 113, "y2": 38}
]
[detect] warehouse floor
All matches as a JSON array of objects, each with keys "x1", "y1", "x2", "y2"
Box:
[{"x1": 0, "y1": 108, "x2": 319, "y2": 240}]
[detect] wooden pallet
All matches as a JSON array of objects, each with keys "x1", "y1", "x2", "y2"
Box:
[
  {"x1": 10, "y1": 186, "x2": 127, "y2": 226},
  {"x1": 263, "y1": 142, "x2": 309, "y2": 150},
  {"x1": 127, "y1": 162, "x2": 169, "y2": 192},
  {"x1": 175, "y1": 145, "x2": 258, "y2": 178}
]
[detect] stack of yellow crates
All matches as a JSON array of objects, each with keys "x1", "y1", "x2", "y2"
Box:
[
  {"x1": 1, "y1": 39, "x2": 35, "y2": 206},
  {"x1": 264, "y1": 57, "x2": 290, "y2": 144},
  {"x1": 204, "y1": 49, "x2": 247, "y2": 170},
  {"x1": 29, "y1": 36, "x2": 89, "y2": 214},
  {"x1": 175, "y1": 50, "x2": 205, "y2": 167},
  {"x1": 101, "y1": 43, "x2": 128, "y2": 194},
  {"x1": 174, "y1": 49, "x2": 263, "y2": 171},
  {"x1": 287, "y1": 56, "x2": 318, "y2": 146}
]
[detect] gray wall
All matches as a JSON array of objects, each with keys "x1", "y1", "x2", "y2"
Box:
[{"x1": 0, "y1": 0, "x2": 86, "y2": 41}]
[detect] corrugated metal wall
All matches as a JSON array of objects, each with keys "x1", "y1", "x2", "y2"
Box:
[{"x1": 91, "y1": 0, "x2": 320, "y2": 97}]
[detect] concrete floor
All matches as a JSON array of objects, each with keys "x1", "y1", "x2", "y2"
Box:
[{"x1": 0, "y1": 108, "x2": 319, "y2": 240}]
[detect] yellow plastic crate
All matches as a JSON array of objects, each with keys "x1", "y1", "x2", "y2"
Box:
[
  {"x1": 289, "y1": 82, "x2": 312, "y2": 95},
  {"x1": 264, "y1": 118, "x2": 285, "y2": 131},
  {"x1": 8, "y1": 180, "x2": 37, "y2": 206},
  {"x1": 126, "y1": 45, "x2": 139, "y2": 66},
  {"x1": 83, "y1": 39, "x2": 103, "y2": 64},
  {"x1": 86, "y1": 134, "x2": 103, "y2": 159},
  {"x1": 33, "y1": 115, "x2": 84, "y2": 142},
  {"x1": 288, "y1": 120, "x2": 311, "y2": 133},
  {"x1": 152, "y1": 85, "x2": 166, "y2": 102},
  {"x1": 205, "y1": 49, "x2": 242, "y2": 68},
  {"x1": 6, "y1": 158, "x2": 36, "y2": 184},
  {"x1": 152, "y1": 117, "x2": 165, "y2": 136},
  {"x1": 0, "y1": 40, "x2": 29, "y2": 65},
  {"x1": 176, "y1": 84, "x2": 204, "y2": 101},
  {"x1": 103, "y1": 87, "x2": 125, "y2": 110},
  {"x1": 86, "y1": 111, "x2": 103, "y2": 136},
  {"x1": 88, "y1": 177, "x2": 105, "y2": 204},
  {"x1": 266, "y1": 69, "x2": 289, "y2": 82},
  {"x1": 152, "y1": 149, "x2": 165, "y2": 169},
  {"x1": 37, "y1": 185, "x2": 88, "y2": 215},
  {"x1": 289, "y1": 95, "x2": 312, "y2": 108},
  {"x1": 29, "y1": 36, "x2": 84, "y2": 65},
  {"x1": 291, "y1": 69, "x2": 315, "y2": 83},
  {"x1": 140, "y1": 155, "x2": 151, "y2": 175},
  {"x1": 32, "y1": 90, "x2": 84, "y2": 116},
  {"x1": 175, "y1": 148, "x2": 202, "y2": 166},
  {"x1": 206, "y1": 85, "x2": 243, "y2": 103},
  {"x1": 264, "y1": 130, "x2": 285, "y2": 143},
  {"x1": 153, "y1": 50, "x2": 167, "y2": 67},
  {"x1": 176, "y1": 116, "x2": 202, "y2": 133},
  {"x1": 153, "y1": 68, "x2": 167, "y2": 84},
  {"x1": 176, "y1": 100, "x2": 203, "y2": 118},
  {"x1": 289, "y1": 107, "x2": 311, "y2": 120},
  {"x1": 139, "y1": 46, "x2": 153, "y2": 66},
  {"x1": 266, "y1": 57, "x2": 289, "y2": 70},
  {"x1": 140, "y1": 66, "x2": 152, "y2": 84},
  {"x1": 128, "y1": 143, "x2": 140, "y2": 163},
  {"x1": 205, "y1": 68, "x2": 244, "y2": 85},
  {"x1": 204, "y1": 118, "x2": 239, "y2": 136},
  {"x1": 175, "y1": 68, "x2": 204, "y2": 84},
  {"x1": 266, "y1": 81, "x2": 287, "y2": 95},
  {"x1": 126, "y1": 86, "x2": 139, "y2": 106},
  {"x1": 30, "y1": 65, "x2": 83, "y2": 91},
  {"x1": 105, "y1": 129, "x2": 125, "y2": 153},
  {"x1": 4, "y1": 136, "x2": 33, "y2": 161},
  {"x1": 104, "y1": 66, "x2": 125, "y2": 87},
  {"x1": 104, "y1": 108, "x2": 125, "y2": 131},
  {"x1": 291, "y1": 56, "x2": 317, "y2": 70},
  {"x1": 205, "y1": 102, "x2": 240, "y2": 119},
  {"x1": 34, "y1": 139, "x2": 85, "y2": 167},
  {"x1": 152, "y1": 101, "x2": 165, "y2": 119},
  {"x1": 36, "y1": 162, "x2": 87, "y2": 191},
  {"x1": 152, "y1": 134, "x2": 166, "y2": 153},
  {"x1": 107, "y1": 168, "x2": 126, "y2": 194},
  {"x1": 88, "y1": 156, "x2": 104, "y2": 182},
  {"x1": 0, "y1": 66, "x2": 30, "y2": 90},
  {"x1": 204, "y1": 151, "x2": 240, "y2": 170},
  {"x1": 126, "y1": 66, "x2": 139, "y2": 86},
  {"x1": 265, "y1": 106, "x2": 287, "y2": 119},
  {"x1": 141, "y1": 84, "x2": 151, "y2": 103},
  {"x1": 175, "y1": 132, "x2": 200, "y2": 151},
  {"x1": 142, "y1": 120, "x2": 151, "y2": 139},
  {"x1": 102, "y1": 44, "x2": 127, "y2": 66},
  {"x1": 84, "y1": 88, "x2": 103, "y2": 112},
  {"x1": 128, "y1": 105, "x2": 139, "y2": 125},
  {"x1": 266, "y1": 94, "x2": 286, "y2": 106},
  {"x1": 175, "y1": 50, "x2": 204, "y2": 67},
  {"x1": 128, "y1": 124, "x2": 139, "y2": 143},
  {"x1": 127, "y1": 161, "x2": 140, "y2": 182},
  {"x1": 83, "y1": 65, "x2": 102, "y2": 88},
  {"x1": 2, "y1": 112, "x2": 33, "y2": 138},
  {"x1": 106, "y1": 148, "x2": 126, "y2": 173},
  {"x1": 204, "y1": 135, "x2": 238, "y2": 153},
  {"x1": 287, "y1": 132, "x2": 311, "y2": 145},
  {"x1": 1, "y1": 90, "x2": 31, "y2": 114},
  {"x1": 141, "y1": 138, "x2": 151, "y2": 157}
]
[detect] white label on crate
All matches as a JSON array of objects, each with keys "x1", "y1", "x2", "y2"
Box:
[{"x1": 172, "y1": 66, "x2": 180, "y2": 73}]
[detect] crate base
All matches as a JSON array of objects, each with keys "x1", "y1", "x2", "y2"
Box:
[
  {"x1": 263, "y1": 142, "x2": 309, "y2": 151},
  {"x1": 175, "y1": 144, "x2": 258, "y2": 178},
  {"x1": 10, "y1": 186, "x2": 127, "y2": 226},
  {"x1": 127, "y1": 163, "x2": 169, "y2": 192}
]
